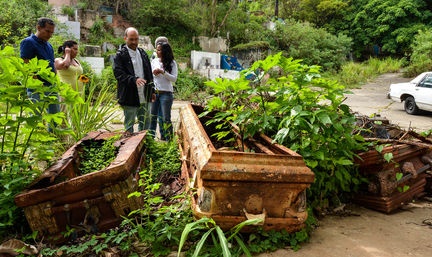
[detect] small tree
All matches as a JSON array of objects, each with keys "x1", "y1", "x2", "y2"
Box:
[
  {"x1": 204, "y1": 53, "x2": 367, "y2": 210},
  {"x1": 405, "y1": 29, "x2": 432, "y2": 76}
]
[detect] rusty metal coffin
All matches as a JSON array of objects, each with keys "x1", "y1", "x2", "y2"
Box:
[
  {"x1": 14, "y1": 131, "x2": 146, "y2": 242},
  {"x1": 178, "y1": 104, "x2": 315, "y2": 232}
]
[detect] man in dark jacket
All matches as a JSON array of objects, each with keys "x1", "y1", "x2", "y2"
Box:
[{"x1": 113, "y1": 27, "x2": 154, "y2": 133}]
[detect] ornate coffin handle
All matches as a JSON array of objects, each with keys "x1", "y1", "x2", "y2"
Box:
[{"x1": 243, "y1": 208, "x2": 266, "y2": 225}]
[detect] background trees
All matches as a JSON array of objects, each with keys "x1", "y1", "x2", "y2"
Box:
[{"x1": 2, "y1": 0, "x2": 432, "y2": 71}]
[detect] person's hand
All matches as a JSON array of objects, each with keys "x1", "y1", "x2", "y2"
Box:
[
  {"x1": 64, "y1": 47, "x2": 71, "y2": 55},
  {"x1": 136, "y1": 78, "x2": 146, "y2": 87},
  {"x1": 153, "y1": 68, "x2": 164, "y2": 75}
]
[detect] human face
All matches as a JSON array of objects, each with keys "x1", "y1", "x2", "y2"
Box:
[
  {"x1": 69, "y1": 44, "x2": 79, "y2": 58},
  {"x1": 125, "y1": 30, "x2": 139, "y2": 50},
  {"x1": 156, "y1": 44, "x2": 162, "y2": 59},
  {"x1": 36, "y1": 23, "x2": 55, "y2": 42}
]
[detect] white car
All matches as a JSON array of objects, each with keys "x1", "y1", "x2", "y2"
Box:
[{"x1": 388, "y1": 72, "x2": 432, "y2": 114}]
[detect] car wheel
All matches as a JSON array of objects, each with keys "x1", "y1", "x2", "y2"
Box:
[{"x1": 404, "y1": 96, "x2": 419, "y2": 115}]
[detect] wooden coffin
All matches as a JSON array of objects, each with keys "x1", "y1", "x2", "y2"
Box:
[
  {"x1": 14, "y1": 131, "x2": 146, "y2": 242},
  {"x1": 177, "y1": 104, "x2": 315, "y2": 232},
  {"x1": 354, "y1": 143, "x2": 432, "y2": 213}
]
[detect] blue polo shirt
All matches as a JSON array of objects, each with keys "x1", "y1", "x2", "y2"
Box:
[{"x1": 20, "y1": 34, "x2": 55, "y2": 73}]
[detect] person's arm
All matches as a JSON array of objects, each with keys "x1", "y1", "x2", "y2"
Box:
[
  {"x1": 54, "y1": 47, "x2": 71, "y2": 70},
  {"x1": 162, "y1": 61, "x2": 178, "y2": 83},
  {"x1": 20, "y1": 39, "x2": 33, "y2": 63}
]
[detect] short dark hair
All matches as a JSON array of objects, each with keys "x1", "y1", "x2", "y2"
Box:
[{"x1": 37, "y1": 17, "x2": 55, "y2": 28}]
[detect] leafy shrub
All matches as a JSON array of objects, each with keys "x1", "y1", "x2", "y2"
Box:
[
  {"x1": 64, "y1": 71, "x2": 118, "y2": 143},
  {"x1": 175, "y1": 68, "x2": 209, "y2": 103},
  {"x1": 79, "y1": 135, "x2": 120, "y2": 175},
  {"x1": 273, "y1": 20, "x2": 352, "y2": 71},
  {"x1": 0, "y1": 46, "x2": 78, "y2": 239},
  {"x1": 405, "y1": 29, "x2": 432, "y2": 77},
  {"x1": 204, "y1": 53, "x2": 367, "y2": 210}
]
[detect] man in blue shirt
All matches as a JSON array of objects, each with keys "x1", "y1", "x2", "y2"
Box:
[{"x1": 20, "y1": 17, "x2": 60, "y2": 131}]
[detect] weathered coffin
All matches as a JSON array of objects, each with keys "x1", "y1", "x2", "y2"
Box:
[
  {"x1": 177, "y1": 104, "x2": 315, "y2": 232},
  {"x1": 354, "y1": 143, "x2": 432, "y2": 213},
  {"x1": 14, "y1": 131, "x2": 146, "y2": 242}
]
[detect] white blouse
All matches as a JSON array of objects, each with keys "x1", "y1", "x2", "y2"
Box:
[{"x1": 151, "y1": 58, "x2": 178, "y2": 92}]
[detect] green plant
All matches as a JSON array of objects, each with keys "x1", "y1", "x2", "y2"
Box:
[
  {"x1": 61, "y1": 5, "x2": 75, "y2": 17},
  {"x1": 405, "y1": 29, "x2": 432, "y2": 77},
  {"x1": 143, "y1": 135, "x2": 181, "y2": 179},
  {"x1": 178, "y1": 217, "x2": 263, "y2": 257},
  {"x1": 328, "y1": 57, "x2": 404, "y2": 89},
  {"x1": 175, "y1": 68, "x2": 209, "y2": 103},
  {"x1": 124, "y1": 135, "x2": 192, "y2": 256},
  {"x1": 65, "y1": 72, "x2": 119, "y2": 142},
  {"x1": 78, "y1": 135, "x2": 120, "y2": 175},
  {"x1": 247, "y1": 208, "x2": 317, "y2": 253},
  {"x1": 0, "y1": 46, "x2": 78, "y2": 239},
  {"x1": 204, "y1": 52, "x2": 367, "y2": 210}
]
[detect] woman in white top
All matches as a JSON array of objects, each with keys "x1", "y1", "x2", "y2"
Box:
[{"x1": 150, "y1": 42, "x2": 178, "y2": 140}]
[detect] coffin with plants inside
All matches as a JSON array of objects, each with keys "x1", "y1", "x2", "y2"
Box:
[
  {"x1": 14, "y1": 131, "x2": 147, "y2": 242},
  {"x1": 177, "y1": 104, "x2": 315, "y2": 232}
]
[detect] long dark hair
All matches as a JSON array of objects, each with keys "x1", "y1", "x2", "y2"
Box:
[
  {"x1": 57, "y1": 40, "x2": 78, "y2": 54},
  {"x1": 159, "y1": 43, "x2": 174, "y2": 73}
]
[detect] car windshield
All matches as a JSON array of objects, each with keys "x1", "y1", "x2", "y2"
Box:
[{"x1": 411, "y1": 72, "x2": 432, "y2": 84}]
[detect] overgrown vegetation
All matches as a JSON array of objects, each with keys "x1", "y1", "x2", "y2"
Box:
[
  {"x1": 78, "y1": 135, "x2": 120, "y2": 175},
  {"x1": 328, "y1": 57, "x2": 404, "y2": 88},
  {"x1": 0, "y1": 46, "x2": 79, "y2": 238},
  {"x1": 204, "y1": 53, "x2": 368, "y2": 210},
  {"x1": 65, "y1": 70, "x2": 119, "y2": 143},
  {"x1": 2, "y1": 0, "x2": 432, "y2": 255}
]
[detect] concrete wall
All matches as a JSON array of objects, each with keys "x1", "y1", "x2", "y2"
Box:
[
  {"x1": 195, "y1": 69, "x2": 240, "y2": 81},
  {"x1": 191, "y1": 50, "x2": 221, "y2": 70},
  {"x1": 80, "y1": 57, "x2": 104, "y2": 75}
]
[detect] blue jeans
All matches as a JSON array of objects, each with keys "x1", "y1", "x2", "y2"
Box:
[
  {"x1": 150, "y1": 92, "x2": 173, "y2": 140},
  {"x1": 123, "y1": 103, "x2": 151, "y2": 133}
]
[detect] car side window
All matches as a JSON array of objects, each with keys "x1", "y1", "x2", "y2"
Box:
[{"x1": 419, "y1": 75, "x2": 432, "y2": 88}]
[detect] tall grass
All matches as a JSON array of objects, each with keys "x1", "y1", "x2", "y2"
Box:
[
  {"x1": 65, "y1": 77, "x2": 119, "y2": 143},
  {"x1": 327, "y1": 57, "x2": 404, "y2": 89}
]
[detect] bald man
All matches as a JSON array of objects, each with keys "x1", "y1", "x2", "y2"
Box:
[{"x1": 113, "y1": 27, "x2": 155, "y2": 133}]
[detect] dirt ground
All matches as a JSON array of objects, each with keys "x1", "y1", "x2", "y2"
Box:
[{"x1": 254, "y1": 72, "x2": 432, "y2": 257}]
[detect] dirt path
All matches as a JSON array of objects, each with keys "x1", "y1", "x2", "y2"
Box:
[{"x1": 255, "y1": 202, "x2": 432, "y2": 257}]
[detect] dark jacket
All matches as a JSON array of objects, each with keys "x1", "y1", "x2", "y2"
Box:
[{"x1": 113, "y1": 44, "x2": 154, "y2": 107}]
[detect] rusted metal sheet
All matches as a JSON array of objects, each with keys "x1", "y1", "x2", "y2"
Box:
[
  {"x1": 178, "y1": 104, "x2": 314, "y2": 232},
  {"x1": 14, "y1": 131, "x2": 146, "y2": 242}
]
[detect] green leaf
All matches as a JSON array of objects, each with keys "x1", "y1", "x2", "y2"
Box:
[
  {"x1": 215, "y1": 226, "x2": 231, "y2": 257},
  {"x1": 396, "y1": 172, "x2": 403, "y2": 181},
  {"x1": 192, "y1": 228, "x2": 215, "y2": 257},
  {"x1": 383, "y1": 153, "x2": 393, "y2": 162},
  {"x1": 375, "y1": 145, "x2": 384, "y2": 153}
]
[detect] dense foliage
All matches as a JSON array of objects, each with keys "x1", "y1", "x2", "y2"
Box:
[
  {"x1": 0, "y1": 46, "x2": 79, "y2": 238},
  {"x1": 2, "y1": 0, "x2": 432, "y2": 72}
]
